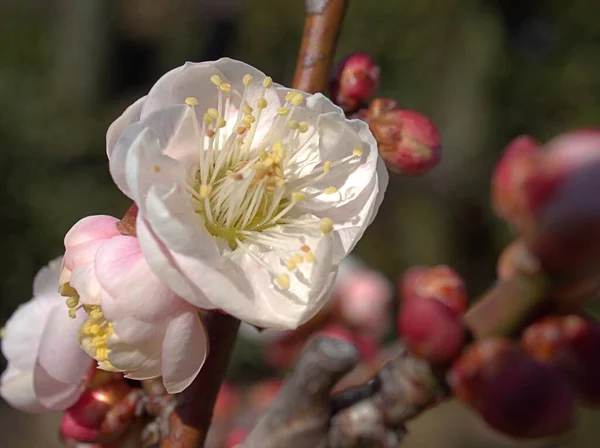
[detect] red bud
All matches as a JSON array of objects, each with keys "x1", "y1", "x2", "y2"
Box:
[
  {"x1": 401, "y1": 265, "x2": 467, "y2": 316},
  {"x1": 370, "y1": 109, "x2": 441, "y2": 176},
  {"x1": 398, "y1": 297, "x2": 465, "y2": 363},
  {"x1": 329, "y1": 53, "x2": 380, "y2": 113},
  {"x1": 522, "y1": 315, "x2": 600, "y2": 406},
  {"x1": 60, "y1": 411, "x2": 101, "y2": 443},
  {"x1": 449, "y1": 338, "x2": 576, "y2": 439}
]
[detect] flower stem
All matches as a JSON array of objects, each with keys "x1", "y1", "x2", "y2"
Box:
[
  {"x1": 292, "y1": 0, "x2": 348, "y2": 93},
  {"x1": 161, "y1": 311, "x2": 240, "y2": 448}
]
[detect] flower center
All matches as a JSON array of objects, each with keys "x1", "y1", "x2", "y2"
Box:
[{"x1": 181, "y1": 73, "x2": 362, "y2": 254}]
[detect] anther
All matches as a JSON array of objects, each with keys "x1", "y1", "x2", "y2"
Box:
[
  {"x1": 320, "y1": 217, "x2": 334, "y2": 234},
  {"x1": 68, "y1": 309, "x2": 77, "y2": 319},
  {"x1": 263, "y1": 77, "x2": 273, "y2": 88},
  {"x1": 242, "y1": 104, "x2": 253, "y2": 114},
  {"x1": 277, "y1": 107, "x2": 289, "y2": 116},
  {"x1": 207, "y1": 108, "x2": 219, "y2": 119},
  {"x1": 275, "y1": 274, "x2": 290, "y2": 289},
  {"x1": 291, "y1": 93, "x2": 304, "y2": 105},
  {"x1": 65, "y1": 297, "x2": 79, "y2": 309},
  {"x1": 257, "y1": 98, "x2": 268, "y2": 109},
  {"x1": 299, "y1": 122, "x2": 309, "y2": 133},
  {"x1": 324, "y1": 186, "x2": 337, "y2": 195},
  {"x1": 210, "y1": 75, "x2": 223, "y2": 86},
  {"x1": 243, "y1": 74, "x2": 253, "y2": 86},
  {"x1": 217, "y1": 117, "x2": 227, "y2": 128},
  {"x1": 352, "y1": 147, "x2": 363, "y2": 157},
  {"x1": 324, "y1": 161, "x2": 332, "y2": 173},
  {"x1": 200, "y1": 184, "x2": 212, "y2": 199},
  {"x1": 305, "y1": 252, "x2": 316, "y2": 263},
  {"x1": 288, "y1": 120, "x2": 299, "y2": 130},
  {"x1": 219, "y1": 83, "x2": 231, "y2": 92},
  {"x1": 300, "y1": 245, "x2": 311, "y2": 253},
  {"x1": 291, "y1": 192, "x2": 306, "y2": 202},
  {"x1": 185, "y1": 97, "x2": 198, "y2": 106}
]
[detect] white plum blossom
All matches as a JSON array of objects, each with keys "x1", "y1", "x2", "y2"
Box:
[
  {"x1": 108, "y1": 58, "x2": 388, "y2": 329},
  {"x1": 60, "y1": 215, "x2": 208, "y2": 393},
  {"x1": 1, "y1": 258, "x2": 92, "y2": 412}
]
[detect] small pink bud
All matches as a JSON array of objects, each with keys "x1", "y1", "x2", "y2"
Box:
[
  {"x1": 522, "y1": 315, "x2": 600, "y2": 406},
  {"x1": 400, "y1": 265, "x2": 467, "y2": 316},
  {"x1": 398, "y1": 297, "x2": 465, "y2": 364},
  {"x1": 449, "y1": 338, "x2": 576, "y2": 439},
  {"x1": 491, "y1": 135, "x2": 541, "y2": 223},
  {"x1": 370, "y1": 108, "x2": 441, "y2": 176},
  {"x1": 334, "y1": 270, "x2": 392, "y2": 336},
  {"x1": 329, "y1": 53, "x2": 380, "y2": 113}
]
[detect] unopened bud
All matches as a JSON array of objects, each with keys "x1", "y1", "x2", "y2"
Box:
[
  {"x1": 398, "y1": 297, "x2": 465, "y2": 364},
  {"x1": 522, "y1": 315, "x2": 600, "y2": 406},
  {"x1": 369, "y1": 108, "x2": 441, "y2": 176},
  {"x1": 329, "y1": 53, "x2": 380, "y2": 113},
  {"x1": 400, "y1": 265, "x2": 467, "y2": 316},
  {"x1": 448, "y1": 338, "x2": 576, "y2": 439}
]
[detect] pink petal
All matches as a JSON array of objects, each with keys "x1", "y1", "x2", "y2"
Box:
[
  {"x1": 33, "y1": 362, "x2": 85, "y2": 410},
  {"x1": 69, "y1": 264, "x2": 102, "y2": 305},
  {"x1": 64, "y1": 216, "x2": 120, "y2": 250},
  {"x1": 1, "y1": 299, "x2": 55, "y2": 371},
  {"x1": 36, "y1": 305, "x2": 92, "y2": 384},
  {"x1": 111, "y1": 316, "x2": 167, "y2": 345},
  {"x1": 0, "y1": 366, "x2": 46, "y2": 413},
  {"x1": 63, "y1": 239, "x2": 105, "y2": 271},
  {"x1": 95, "y1": 235, "x2": 186, "y2": 322},
  {"x1": 161, "y1": 311, "x2": 208, "y2": 393}
]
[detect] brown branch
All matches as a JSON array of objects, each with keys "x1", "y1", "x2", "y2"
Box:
[
  {"x1": 160, "y1": 312, "x2": 240, "y2": 448},
  {"x1": 292, "y1": 0, "x2": 348, "y2": 93}
]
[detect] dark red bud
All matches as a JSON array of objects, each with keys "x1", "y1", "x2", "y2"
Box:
[
  {"x1": 522, "y1": 315, "x2": 600, "y2": 406},
  {"x1": 370, "y1": 109, "x2": 441, "y2": 176},
  {"x1": 401, "y1": 265, "x2": 467, "y2": 316},
  {"x1": 449, "y1": 338, "x2": 576, "y2": 439},
  {"x1": 329, "y1": 53, "x2": 380, "y2": 113},
  {"x1": 398, "y1": 297, "x2": 465, "y2": 364}
]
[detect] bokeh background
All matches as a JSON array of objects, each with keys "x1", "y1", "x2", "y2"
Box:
[{"x1": 1, "y1": 0, "x2": 599, "y2": 446}]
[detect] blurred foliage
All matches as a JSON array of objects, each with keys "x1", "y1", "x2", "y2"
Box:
[{"x1": 1, "y1": 0, "x2": 599, "y2": 446}]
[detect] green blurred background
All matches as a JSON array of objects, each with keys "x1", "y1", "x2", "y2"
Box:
[{"x1": 1, "y1": 0, "x2": 599, "y2": 446}]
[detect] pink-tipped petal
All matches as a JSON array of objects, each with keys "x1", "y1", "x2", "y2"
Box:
[
  {"x1": 95, "y1": 235, "x2": 186, "y2": 322},
  {"x1": 161, "y1": 311, "x2": 208, "y2": 393},
  {"x1": 64, "y1": 216, "x2": 120, "y2": 250}
]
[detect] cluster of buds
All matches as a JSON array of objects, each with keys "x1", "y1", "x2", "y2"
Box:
[
  {"x1": 492, "y1": 129, "x2": 600, "y2": 305},
  {"x1": 330, "y1": 54, "x2": 441, "y2": 176}
]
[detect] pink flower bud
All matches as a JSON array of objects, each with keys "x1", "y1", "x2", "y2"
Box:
[
  {"x1": 400, "y1": 265, "x2": 467, "y2": 316},
  {"x1": 334, "y1": 270, "x2": 392, "y2": 336},
  {"x1": 369, "y1": 108, "x2": 441, "y2": 176},
  {"x1": 398, "y1": 297, "x2": 465, "y2": 364},
  {"x1": 522, "y1": 315, "x2": 600, "y2": 406},
  {"x1": 491, "y1": 135, "x2": 541, "y2": 223},
  {"x1": 329, "y1": 53, "x2": 380, "y2": 113},
  {"x1": 448, "y1": 338, "x2": 576, "y2": 439}
]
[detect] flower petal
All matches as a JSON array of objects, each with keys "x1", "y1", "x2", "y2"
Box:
[
  {"x1": 33, "y1": 362, "x2": 85, "y2": 410},
  {"x1": 36, "y1": 305, "x2": 92, "y2": 384},
  {"x1": 161, "y1": 311, "x2": 208, "y2": 393},
  {"x1": 0, "y1": 366, "x2": 46, "y2": 413},
  {"x1": 32, "y1": 257, "x2": 63, "y2": 298},
  {"x1": 64, "y1": 216, "x2": 120, "y2": 250},
  {"x1": 1, "y1": 299, "x2": 55, "y2": 370},
  {"x1": 107, "y1": 96, "x2": 146, "y2": 160},
  {"x1": 124, "y1": 356, "x2": 161, "y2": 381},
  {"x1": 95, "y1": 235, "x2": 186, "y2": 322}
]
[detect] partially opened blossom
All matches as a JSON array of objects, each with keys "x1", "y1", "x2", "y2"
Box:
[
  {"x1": 108, "y1": 58, "x2": 388, "y2": 329},
  {"x1": 60, "y1": 215, "x2": 208, "y2": 393},
  {"x1": 1, "y1": 258, "x2": 92, "y2": 412}
]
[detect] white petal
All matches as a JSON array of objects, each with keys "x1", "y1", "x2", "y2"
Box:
[
  {"x1": 124, "y1": 356, "x2": 161, "y2": 380},
  {"x1": 69, "y1": 263, "x2": 102, "y2": 305},
  {"x1": 106, "y1": 331, "x2": 163, "y2": 372},
  {"x1": 37, "y1": 305, "x2": 91, "y2": 384},
  {"x1": 1, "y1": 299, "x2": 55, "y2": 370},
  {"x1": 110, "y1": 316, "x2": 168, "y2": 345},
  {"x1": 0, "y1": 365, "x2": 46, "y2": 413},
  {"x1": 136, "y1": 216, "x2": 212, "y2": 308},
  {"x1": 161, "y1": 311, "x2": 208, "y2": 393},
  {"x1": 107, "y1": 96, "x2": 146, "y2": 160},
  {"x1": 32, "y1": 257, "x2": 63, "y2": 298}
]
